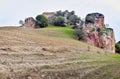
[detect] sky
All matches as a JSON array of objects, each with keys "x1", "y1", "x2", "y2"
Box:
[{"x1": 0, "y1": 0, "x2": 120, "y2": 42}]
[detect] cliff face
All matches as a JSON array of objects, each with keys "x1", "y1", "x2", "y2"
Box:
[{"x1": 82, "y1": 13, "x2": 115, "y2": 53}]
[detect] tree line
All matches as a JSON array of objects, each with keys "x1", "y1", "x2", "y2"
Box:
[{"x1": 19, "y1": 10, "x2": 81, "y2": 28}]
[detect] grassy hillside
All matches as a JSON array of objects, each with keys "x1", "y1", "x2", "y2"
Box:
[{"x1": 0, "y1": 26, "x2": 120, "y2": 79}]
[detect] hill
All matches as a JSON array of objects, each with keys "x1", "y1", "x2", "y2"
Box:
[{"x1": 0, "y1": 26, "x2": 120, "y2": 79}]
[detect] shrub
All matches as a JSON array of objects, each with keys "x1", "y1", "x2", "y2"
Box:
[
  {"x1": 48, "y1": 16, "x2": 56, "y2": 25},
  {"x1": 105, "y1": 28, "x2": 113, "y2": 31},
  {"x1": 49, "y1": 10, "x2": 81, "y2": 26},
  {"x1": 36, "y1": 15, "x2": 48, "y2": 28},
  {"x1": 74, "y1": 29, "x2": 86, "y2": 41},
  {"x1": 53, "y1": 16, "x2": 66, "y2": 26},
  {"x1": 19, "y1": 20, "x2": 24, "y2": 26},
  {"x1": 55, "y1": 10, "x2": 64, "y2": 16},
  {"x1": 115, "y1": 44, "x2": 120, "y2": 54},
  {"x1": 85, "y1": 16, "x2": 94, "y2": 24},
  {"x1": 68, "y1": 15, "x2": 80, "y2": 25}
]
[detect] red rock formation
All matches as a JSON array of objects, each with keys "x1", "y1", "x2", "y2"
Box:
[
  {"x1": 24, "y1": 17, "x2": 37, "y2": 28},
  {"x1": 82, "y1": 13, "x2": 115, "y2": 53},
  {"x1": 94, "y1": 17, "x2": 104, "y2": 28}
]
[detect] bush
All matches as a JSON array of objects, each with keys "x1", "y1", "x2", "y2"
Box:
[
  {"x1": 53, "y1": 16, "x2": 66, "y2": 26},
  {"x1": 48, "y1": 10, "x2": 81, "y2": 26},
  {"x1": 36, "y1": 15, "x2": 48, "y2": 28},
  {"x1": 48, "y1": 16, "x2": 56, "y2": 25},
  {"x1": 115, "y1": 44, "x2": 120, "y2": 53},
  {"x1": 68, "y1": 15, "x2": 80, "y2": 25},
  {"x1": 19, "y1": 20, "x2": 24, "y2": 26},
  {"x1": 74, "y1": 29, "x2": 86, "y2": 41},
  {"x1": 85, "y1": 16, "x2": 94, "y2": 24}
]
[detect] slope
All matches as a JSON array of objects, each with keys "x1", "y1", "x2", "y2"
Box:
[{"x1": 0, "y1": 26, "x2": 119, "y2": 79}]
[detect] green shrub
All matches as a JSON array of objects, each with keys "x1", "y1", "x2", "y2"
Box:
[
  {"x1": 74, "y1": 29, "x2": 86, "y2": 41},
  {"x1": 68, "y1": 15, "x2": 80, "y2": 25},
  {"x1": 19, "y1": 20, "x2": 24, "y2": 26},
  {"x1": 49, "y1": 10, "x2": 81, "y2": 26},
  {"x1": 100, "y1": 27, "x2": 113, "y2": 32},
  {"x1": 98, "y1": 27, "x2": 113, "y2": 36},
  {"x1": 85, "y1": 16, "x2": 94, "y2": 24},
  {"x1": 36, "y1": 15, "x2": 48, "y2": 28},
  {"x1": 53, "y1": 16, "x2": 66, "y2": 26},
  {"x1": 105, "y1": 28, "x2": 113, "y2": 31},
  {"x1": 115, "y1": 44, "x2": 120, "y2": 54}
]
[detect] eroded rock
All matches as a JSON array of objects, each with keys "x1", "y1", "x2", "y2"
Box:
[
  {"x1": 24, "y1": 17, "x2": 37, "y2": 28},
  {"x1": 82, "y1": 13, "x2": 115, "y2": 53}
]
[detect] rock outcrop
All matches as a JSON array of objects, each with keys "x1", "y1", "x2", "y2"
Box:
[
  {"x1": 24, "y1": 17, "x2": 37, "y2": 28},
  {"x1": 82, "y1": 13, "x2": 115, "y2": 53}
]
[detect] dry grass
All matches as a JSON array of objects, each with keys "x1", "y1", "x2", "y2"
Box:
[{"x1": 0, "y1": 26, "x2": 119, "y2": 79}]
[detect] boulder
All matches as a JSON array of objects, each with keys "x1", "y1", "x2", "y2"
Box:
[{"x1": 24, "y1": 17, "x2": 37, "y2": 28}]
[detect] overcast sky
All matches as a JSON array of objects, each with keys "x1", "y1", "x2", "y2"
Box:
[{"x1": 0, "y1": 0, "x2": 120, "y2": 42}]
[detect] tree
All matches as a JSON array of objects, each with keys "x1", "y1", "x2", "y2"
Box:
[
  {"x1": 115, "y1": 43, "x2": 120, "y2": 53},
  {"x1": 74, "y1": 29, "x2": 86, "y2": 41},
  {"x1": 53, "y1": 16, "x2": 66, "y2": 26},
  {"x1": 19, "y1": 20, "x2": 24, "y2": 26},
  {"x1": 48, "y1": 10, "x2": 81, "y2": 26},
  {"x1": 36, "y1": 15, "x2": 48, "y2": 28},
  {"x1": 55, "y1": 10, "x2": 64, "y2": 16},
  {"x1": 48, "y1": 16, "x2": 57, "y2": 25},
  {"x1": 70, "y1": 11, "x2": 75, "y2": 15},
  {"x1": 68, "y1": 15, "x2": 80, "y2": 25}
]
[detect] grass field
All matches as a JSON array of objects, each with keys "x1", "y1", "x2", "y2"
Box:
[{"x1": 0, "y1": 26, "x2": 119, "y2": 79}]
